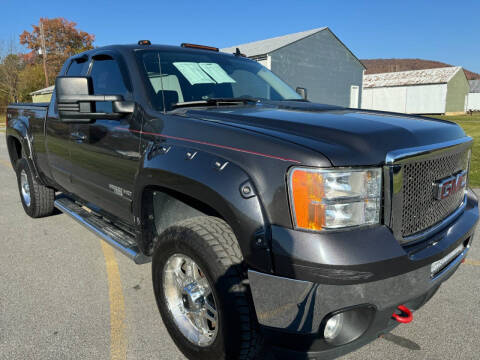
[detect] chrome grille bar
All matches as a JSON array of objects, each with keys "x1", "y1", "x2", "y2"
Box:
[{"x1": 384, "y1": 137, "x2": 472, "y2": 245}]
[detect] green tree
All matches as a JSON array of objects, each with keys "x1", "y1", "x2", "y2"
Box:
[
  {"x1": 0, "y1": 52, "x2": 23, "y2": 104},
  {"x1": 18, "y1": 64, "x2": 46, "y2": 102}
]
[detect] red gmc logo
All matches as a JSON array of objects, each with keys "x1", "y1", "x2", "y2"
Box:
[{"x1": 434, "y1": 170, "x2": 467, "y2": 200}]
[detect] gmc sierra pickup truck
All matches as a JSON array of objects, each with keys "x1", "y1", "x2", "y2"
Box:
[{"x1": 6, "y1": 41, "x2": 478, "y2": 360}]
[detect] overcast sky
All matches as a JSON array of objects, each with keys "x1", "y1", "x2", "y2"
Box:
[{"x1": 2, "y1": 0, "x2": 479, "y2": 73}]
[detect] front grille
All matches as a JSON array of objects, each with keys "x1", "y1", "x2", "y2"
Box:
[{"x1": 401, "y1": 148, "x2": 469, "y2": 237}]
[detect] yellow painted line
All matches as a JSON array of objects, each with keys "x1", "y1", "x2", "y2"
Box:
[
  {"x1": 100, "y1": 241, "x2": 127, "y2": 360},
  {"x1": 0, "y1": 159, "x2": 12, "y2": 168},
  {"x1": 464, "y1": 259, "x2": 480, "y2": 266},
  {"x1": 0, "y1": 156, "x2": 129, "y2": 356}
]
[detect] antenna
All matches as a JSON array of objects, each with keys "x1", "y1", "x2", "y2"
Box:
[{"x1": 234, "y1": 48, "x2": 245, "y2": 57}]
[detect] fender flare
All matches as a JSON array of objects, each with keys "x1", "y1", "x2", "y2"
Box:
[
  {"x1": 133, "y1": 144, "x2": 273, "y2": 273},
  {"x1": 5, "y1": 124, "x2": 40, "y2": 180}
]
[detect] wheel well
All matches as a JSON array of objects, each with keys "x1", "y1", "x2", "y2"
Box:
[
  {"x1": 141, "y1": 186, "x2": 225, "y2": 255},
  {"x1": 6, "y1": 136, "x2": 22, "y2": 168}
]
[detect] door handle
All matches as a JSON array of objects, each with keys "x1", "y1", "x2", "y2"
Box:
[{"x1": 71, "y1": 132, "x2": 87, "y2": 142}]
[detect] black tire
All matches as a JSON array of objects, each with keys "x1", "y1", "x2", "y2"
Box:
[
  {"x1": 152, "y1": 216, "x2": 262, "y2": 360},
  {"x1": 16, "y1": 158, "x2": 55, "y2": 218}
]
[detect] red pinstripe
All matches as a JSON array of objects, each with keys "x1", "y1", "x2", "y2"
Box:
[{"x1": 116, "y1": 127, "x2": 301, "y2": 164}]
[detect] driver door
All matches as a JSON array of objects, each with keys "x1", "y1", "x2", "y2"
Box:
[
  {"x1": 45, "y1": 56, "x2": 90, "y2": 191},
  {"x1": 69, "y1": 54, "x2": 141, "y2": 225}
]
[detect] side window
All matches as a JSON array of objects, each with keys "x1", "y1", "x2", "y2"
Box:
[
  {"x1": 89, "y1": 57, "x2": 127, "y2": 113},
  {"x1": 66, "y1": 58, "x2": 89, "y2": 76},
  {"x1": 50, "y1": 58, "x2": 88, "y2": 117}
]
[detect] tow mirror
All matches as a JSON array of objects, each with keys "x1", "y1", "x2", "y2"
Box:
[
  {"x1": 55, "y1": 76, "x2": 134, "y2": 123},
  {"x1": 296, "y1": 87, "x2": 307, "y2": 100}
]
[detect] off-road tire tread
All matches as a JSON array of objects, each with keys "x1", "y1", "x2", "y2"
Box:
[
  {"x1": 157, "y1": 216, "x2": 263, "y2": 360},
  {"x1": 16, "y1": 159, "x2": 54, "y2": 218}
]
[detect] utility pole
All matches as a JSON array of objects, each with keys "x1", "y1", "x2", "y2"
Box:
[{"x1": 39, "y1": 19, "x2": 49, "y2": 87}]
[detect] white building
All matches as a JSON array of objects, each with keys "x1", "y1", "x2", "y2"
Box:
[
  {"x1": 221, "y1": 27, "x2": 365, "y2": 108},
  {"x1": 466, "y1": 80, "x2": 480, "y2": 111},
  {"x1": 362, "y1": 67, "x2": 469, "y2": 114}
]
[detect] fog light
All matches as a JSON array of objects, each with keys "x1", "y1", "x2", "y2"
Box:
[
  {"x1": 324, "y1": 313, "x2": 344, "y2": 341},
  {"x1": 321, "y1": 306, "x2": 375, "y2": 346}
]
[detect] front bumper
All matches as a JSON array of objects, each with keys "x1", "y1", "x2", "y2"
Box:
[{"x1": 248, "y1": 189, "x2": 478, "y2": 359}]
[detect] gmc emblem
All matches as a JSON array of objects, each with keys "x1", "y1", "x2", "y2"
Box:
[{"x1": 434, "y1": 170, "x2": 467, "y2": 200}]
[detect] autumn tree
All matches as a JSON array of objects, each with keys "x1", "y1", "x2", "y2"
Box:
[{"x1": 20, "y1": 18, "x2": 95, "y2": 86}]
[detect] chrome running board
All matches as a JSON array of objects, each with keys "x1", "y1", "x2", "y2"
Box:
[{"x1": 54, "y1": 196, "x2": 151, "y2": 264}]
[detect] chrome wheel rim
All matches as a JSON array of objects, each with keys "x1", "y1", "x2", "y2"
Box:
[
  {"x1": 163, "y1": 254, "x2": 218, "y2": 347},
  {"x1": 20, "y1": 170, "x2": 31, "y2": 207}
]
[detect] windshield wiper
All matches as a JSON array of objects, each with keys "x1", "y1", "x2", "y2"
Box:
[
  {"x1": 280, "y1": 98, "x2": 309, "y2": 102},
  {"x1": 172, "y1": 97, "x2": 259, "y2": 109}
]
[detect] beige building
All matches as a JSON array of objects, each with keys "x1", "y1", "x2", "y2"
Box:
[
  {"x1": 30, "y1": 85, "x2": 54, "y2": 103},
  {"x1": 362, "y1": 67, "x2": 469, "y2": 114}
]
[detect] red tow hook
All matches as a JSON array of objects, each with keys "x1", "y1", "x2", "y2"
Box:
[{"x1": 392, "y1": 305, "x2": 413, "y2": 324}]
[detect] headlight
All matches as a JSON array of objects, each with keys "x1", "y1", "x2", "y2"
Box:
[{"x1": 288, "y1": 167, "x2": 382, "y2": 231}]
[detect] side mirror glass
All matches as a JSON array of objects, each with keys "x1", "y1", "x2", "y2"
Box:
[
  {"x1": 55, "y1": 76, "x2": 134, "y2": 123},
  {"x1": 296, "y1": 87, "x2": 307, "y2": 100}
]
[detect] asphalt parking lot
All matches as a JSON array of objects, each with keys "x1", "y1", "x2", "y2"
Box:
[{"x1": 0, "y1": 135, "x2": 479, "y2": 360}]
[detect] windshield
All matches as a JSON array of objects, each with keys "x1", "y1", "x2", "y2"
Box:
[{"x1": 135, "y1": 49, "x2": 302, "y2": 111}]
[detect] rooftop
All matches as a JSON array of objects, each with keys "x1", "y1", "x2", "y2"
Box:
[
  {"x1": 30, "y1": 85, "x2": 54, "y2": 96},
  {"x1": 221, "y1": 27, "x2": 327, "y2": 57},
  {"x1": 363, "y1": 67, "x2": 462, "y2": 88}
]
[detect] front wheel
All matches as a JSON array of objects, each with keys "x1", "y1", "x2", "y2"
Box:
[{"x1": 152, "y1": 216, "x2": 262, "y2": 360}]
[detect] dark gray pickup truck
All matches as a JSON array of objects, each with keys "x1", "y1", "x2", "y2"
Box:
[{"x1": 6, "y1": 41, "x2": 478, "y2": 360}]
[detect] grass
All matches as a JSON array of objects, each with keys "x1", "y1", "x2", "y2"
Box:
[{"x1": 428, "y1": 114, "x2": 480, "y2": 186}]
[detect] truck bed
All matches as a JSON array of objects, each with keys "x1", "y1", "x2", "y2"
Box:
[
  {"x1": 6, "y1": 102, "x2": 50, "y2": 173},
  {"x1": 8, "y1": 102, "x2": 49, "y2": 109},
  {"x1": 7, "y1": 102, "x2": 49, "y2": 133}
]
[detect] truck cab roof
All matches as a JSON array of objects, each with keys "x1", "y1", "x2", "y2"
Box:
[{"x1": 70, "y1": 43, "x2": 241, "y2": 60}]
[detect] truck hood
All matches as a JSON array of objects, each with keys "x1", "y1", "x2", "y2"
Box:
[{"x1": 182, "y1": 101, "x2": 466, "y2": 166}]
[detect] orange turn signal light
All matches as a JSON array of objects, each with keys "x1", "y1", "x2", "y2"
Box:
[{"x1": 289, "y1": 169, "x2": 325, "y2": 231}]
